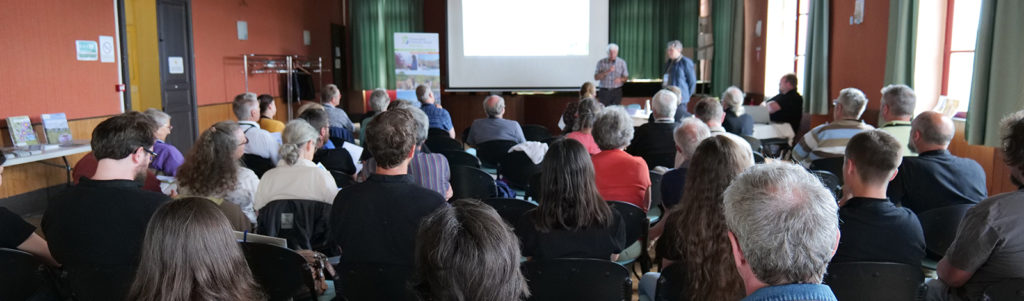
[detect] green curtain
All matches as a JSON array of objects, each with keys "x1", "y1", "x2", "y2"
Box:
[
  {"x1": 710, "y1": 0, "x2": 744, "y2": 96},
  {"x1": 350, "y1": 0, "x2": 423, "y2": 90},
  {"x1": 966, "y1": 0, "x2": 1024, "y2": 146},
  {"x1": 802, "y1": 0, "x2": 830, "y2": 115},
  {"x1": 609, "y1": 0, "x2": 699, "y2": 80},
  {"x1": 883, "y1": 0, "x2": 918, "y2": 86}
]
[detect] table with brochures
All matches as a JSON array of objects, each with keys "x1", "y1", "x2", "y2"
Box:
[{"x1": 2, "y1": 140, "x2": 92, "y2": 185}]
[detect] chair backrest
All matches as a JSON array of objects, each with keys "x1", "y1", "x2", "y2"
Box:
[
  {"x1": 482, "y1": 198, "x2": 538, "y2": 227},
  {"x1": 498, "y1": 150, "x2": 542, "y2": 190},
  {"x1": 810, "y1": 157, "x2": 846, "y2": 184},
  {"x1": 425, "y1": 136, "x2": 464, "y2": 153},
  {"x1": 336, "y1": 262, "x2": 417, "y2": 301},
  {"x1": 824, "y1": 261, "x2": 924, "y2": 301},
  {"x1": 242, "y1": 154, "x2": 276, "y2": 178},
  {"x1": 239, "y1": 242, "x2": 317, "y2": 301},
  {"x1": 741, "y1": 135, "x2": 764, "y2": 153},
  {"x1": 0, "y1": 248, "x2": 43, "y2": 301},
  {"x1": 329, "y1": 126, "x2": 355, "y2": 144},
  {"x1": 752, "y1": 151, "x2": 766, "y2": 164},
  {"x1": 256, "y1": 199, "x2": 337, "y2": 257},
  {"x1": 608, "y1": 201, "x2": 649, "y2": 246},
  {"x1": 641, "y1": 152, "x2": 676, "y2": 170},
  {"x1": 521, "y1": 258, "x2": 633, "y2": 301},
  {"x1": 649, "y1": 171, "x2": 664, "y2": 211},
  {"x1": 440, "y1": 150, "x2": 481, "y2": 169},
  {"x1": 451, "y1": 165, "x2": 497, "y2": 199},
  {"x1": 526, "y1": 173, "x2": 543, "y2": 202},
  {"x1": 523, "y1": 124, "x2": 553, "y2": 142},
  {"x1": 476, "y1": 140, "x2": 518, "y2": 168},
  {"x1": 428, "y1": 127, "x2": 450, "y2": 139},
  {"x1": 328, "y1": 170, "x2": 357, "y2": 189},
  {"x1": 654, "y1": 263, "x2": 690, "y2": 301},
  {"x1": 983, "y1": 278, "x2": 1024, "y2": 301},
  {"x1": 760, "y1": 137, "x2": 792, "y2": 159},
  {"x1": 917, "y1": 204, "x2": 974, "y2": 259},
  {"x1": 809, "y1": 169, "x2": 842, "y2": 200}
]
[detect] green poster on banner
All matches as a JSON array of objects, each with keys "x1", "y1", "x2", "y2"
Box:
[{"x1": 76, "y1": 40, "x2": 98, "y2": 61}]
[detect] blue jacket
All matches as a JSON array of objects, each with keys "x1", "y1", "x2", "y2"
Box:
[{"x1": 665, "y1": 56, "x2": 697, "y2": 104}]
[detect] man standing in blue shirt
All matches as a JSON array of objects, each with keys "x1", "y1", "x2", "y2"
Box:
[
  {"x1": 664, "y1": 40, "x2": 697, "y2": 109},
  {"x1": 416, "y1": 84, "x2": 455, "y2": 139}
]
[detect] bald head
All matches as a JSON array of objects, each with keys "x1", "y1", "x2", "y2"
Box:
[
  {"x1": 910, "y1": 111, "x2": 955, "y2": 152},
  {"x1": 483, "y1": 95, "x2": 505, "y2": 118}
]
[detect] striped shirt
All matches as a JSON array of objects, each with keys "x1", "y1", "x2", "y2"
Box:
[
  {"x1": 792, "y1": 119, "x2": 875, "y2": 167},
  {"x1": 357, "y1": 151, "x2": 451, "y2": 196},
  {"x1": 594, "y1": 57, "x2": 629, "y2": 89}
]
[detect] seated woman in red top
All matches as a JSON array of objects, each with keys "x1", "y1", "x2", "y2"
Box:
[{"x1": 590, "y1": 106, "x2": 651, "y2": 211}]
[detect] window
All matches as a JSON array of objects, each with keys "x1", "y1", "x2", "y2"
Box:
[
  {"x1": 763, "y1": 0, "x2": 808, "y2": 96},
  {"x1": 940, "y1": 0, "x2": 982, "y2": 113}
]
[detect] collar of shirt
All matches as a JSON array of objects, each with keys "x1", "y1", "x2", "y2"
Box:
[
  {"x1": 654, "y1": 117, "x2": 675, "y2": 123},
  {"x1": 917, "y1": 149, "x2": 950, "y2": 157},
  {"x1": 367, "y1": 173, "x2": 413, "y2": 184},
  {"x1": 323, "y1": 139, "x2": 336, "y2": 150},
  {"x1": 743, "y1": 283, "x2": 837, "y2": 301},
  {"x1": 842, "y1": 196, "x2": 891, "y2": 209},
  {"x1": 78, "y1": 178, "x2": 143, "y2": 189},
  {"x1": 830, "y1": 119, "x2": 865, "y2": 127},
  {"x1": 238, "y1": 120, "x2": 261, "y2": 129},
  {"x1": 881, "y1": 120, "x2": 912, "y2": 128},
  {"x1": 709, "y1": 125, "x2": 727, "y2": 133}
]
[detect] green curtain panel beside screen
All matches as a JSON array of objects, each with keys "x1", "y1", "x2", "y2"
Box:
[
  {"x1": 351, "y1": 0, "x2": 423, "y2": 91},
  {"x1": 710, "y1": 0, "x2": 744, "y2": 96},
  {"x1": 802, "y1": 0, "x2": 830, "y2": 115},
  {"x1": 609, "y1": 0, "x2": 699, "y2": 80},
  {"x1": 966, "y1": 0, "x2": 1024, "y2": 147},
  {"x1": 883, "y1": 0, "x2": 918, "y2": 86}
]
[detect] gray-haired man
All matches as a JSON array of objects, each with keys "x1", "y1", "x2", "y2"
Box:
[{"x1": 594, "y1": 43, "x2": 629, "y2": 106}]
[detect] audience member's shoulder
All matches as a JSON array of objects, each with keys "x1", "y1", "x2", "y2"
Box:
[{"x1": 238, "y1": 167, "x2": 259, "y2": 181}]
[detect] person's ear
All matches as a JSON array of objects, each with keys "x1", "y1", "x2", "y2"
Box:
[
  {"x1": 830, "y1": 230, "x2": 841, "y2": 257},
  {"x1": 406, "y1": 145, "x2": 416, "y2": 159},
  {"x1": 728, "y1": 231, "x2": 746, "y2": 269},
  {"x1": 844, "y1": 157, "x2": 856, "y2": 178},
  {"x1": 889, "y1": 168, "x2": 899, "y2": 182}
]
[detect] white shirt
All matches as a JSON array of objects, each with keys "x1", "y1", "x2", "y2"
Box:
[
  {"x1": 710, "y1": 125, "x2": 756, "y2": 162},
  {"x1": 239, "y1": 121, "x2": 280, "y2": 164},
  {"x1": 254, "y1": 159, "x2": 338, "y2": 210}
]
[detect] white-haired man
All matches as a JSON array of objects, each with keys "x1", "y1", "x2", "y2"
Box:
[
  {"x1": 660, "y1": 117, "x2": 711, "y2": 209},
  {"x1": 233, "y1": 92, "x2": 280, "y2": 164},
  {"x1": 791, "y1": 87, "x2": 874, "y2": 167},
  {"x1": 693, "y1": 97, "x2": 753, "y2": 156},
  {"x1": 465, "y1": 95, "x2": 525, "y2": 146},
  {"x1": 725, "y1": 163, "x2": 840, "y2": 300},
  {"x1": 594, "y1": 43, "x2": 630, "y2": 106},
  {"x1": 664, "y1": 40, "x2": 696, "y2": 108},
  {"x1": 878, "y1": 84, "x2": 918, "y2": 156},
  {"x1": 627, "y1": 89, "x2": 680, "y2": 169}
]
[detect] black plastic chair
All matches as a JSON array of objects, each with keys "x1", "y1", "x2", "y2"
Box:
[
  {"x1": 428, "y1": 127, "x2": 451, "y2": 138},
  {"x1": 328, "y1": 170, "x2": 356, "y2": 189},
  {"x1": 809, "y1": 169, "x2": 842, "y2": 200},
  {"x1": 984, "y1": 278, "x2": 1024, "y2": 301},
  {"x1": 461, "y1": 126, "x2": 472, "y2": 144},
  {"x1": 641, "y1": 152, "x2": 676, "y2": 170},
  {"x1": 526, "y1": 173, "x2": 543, "y2": 202},
  {"x1": 752, "y1": 151, "x2": 766, "y2": 164},
  {"x1": 523, "y1": 124, "x2": 553, "y2": 142},
  {"x1": 648, "y1": 171, "x2": 664, "y2": 225},
  {"x1": 810, "y1": 157, "x2": 846, "y2": 185},
  {"x1": 609, "y1": 201, "x2": 652, "y2": 274},
  {"x1": 741, "y1": 135, "x2": 764, "y2": 153},
  {"x1": 521, "y1": 258, "x2": 633, "y2": 301},
  {"x1": 336, "y1": 262, "x2": 417, "y2": 301},
  {"x1": 242, "y1": 154, "x2": 276, "y2": 178},
  {"x1": 654, "y1": 263, "x2": 690, "y2": 301},
  {"x1": 823, "y1": 262, "x2": 924, "y2": 301},
  {"x1": 256, "y1": 199, "x2": 337, "y2": 257},
  {"x1": 498, "y1": 150, "x2": 541, "y2": 190},
  {"x1": 440, "y1": 150, "x2": 482, "y2": 169},
  {"x1": 240, "y1": 242, "x2": 318, "y2": 301},
  {"x1": 0, "y1": 248, "x2": 43, "y2": 300},
  {"x1": 425, "y1": 136, "x2": 464, "y2": 153},
  {"x1": 476, "y1": 140, "x2": 518, "y2": 169},
  {"x1": 482, "y1": 198, "x2": 537, "y2": 227},
  {"x1": 918, "y1": 204, "x2": 974, "y2": 260},
  {"x1": 760, "y1": 137, "x2": 792, "y2": 159},
  {"x1": 451, "y1": 165, "x2": 497, "y2": 199}
]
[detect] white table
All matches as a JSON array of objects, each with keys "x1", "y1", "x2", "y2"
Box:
[
  {"x1": 3, "y1": 140, "x2": 91, "y2": 185},
  {"x1": 751, "y1": 123, "x2": 796, "y2": 144}
]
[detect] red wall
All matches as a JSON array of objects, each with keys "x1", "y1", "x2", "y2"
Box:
[
  {"x1": 0, "y1": 0, "x2": 122, "y2": 121},
  {"x1": 192, "y1": 0, "x2": 343, "y2": 106},
  {"x1": 828, "y1": 0, "x2": 890, "y2": 126}
]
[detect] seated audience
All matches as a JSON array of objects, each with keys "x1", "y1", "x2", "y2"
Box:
[
  {"x1": 176, "y1": 121, "x2": 259, "y2": 229},
  {"x1": 516, "y1": 138, "x2": 626, "y2": 260},
  {"x1": 0, "y1": 155, "x2": 59, "y2": 267},
  {"x1": 331, "y1": 109, "x2": 447, "y2": 300},
  {"x1": 299, "y1": 108, "x2": 357, "y2": 177},
  {"x1": 358, "y1": 103, "x2": 452, "y2": 198},
  {"x1": 127, "y1": 197, "x2": 264, "y2": 301},
  {"x1": 43, "y1": 112, "x2": 170, "y2": 301},
  {"x1": 928, "y1": 110, "x2": 1024, "y2": 301},
  {"x1": 724, "y1": 163, "x2": 840, "y2": 299},
  {"x1": 721, "y1": 86, "x2": 754, "y2": 136},
  {"x1": 413, "y1": 198, "x2": 530, "y2": 301},
  {"x1": 764, "y1": 73, "x2": 804, "y2": 134},
  {"x1": 565, "y1": 97, "x2": 603, "y2": 154},
  {"x1": 417, "y1": 84, "x2": 455, "y2": 138},
  {"x1": 466, "y1": 95, "x2": 526, "y2": 146},
  {"x1": 254, "y1": 120, "x2": 338, "y2": 210},
  {"x1": 694, "y1": 96, "x2": 754, "y2": 156},
  {"x1": 592, "y1": 106, "x2": 652, "y2": 211},
  {"x1": 792, "y1": 87, "x2": 874, "y2": 167},
  {"x1": 641, "y1": 135, "x2": 753, "y2": 300},
  {"x1": 360, "y1": 88, "x2": 390, "y2": 146},
  {"x1": 321, "y1": 84, "x2": 355, "y2": 132},
  {"x1": 878, "y1": 84, "x2": 917, "y2": 156},
  {"x1": 257, "y1": 94, "x2": 285, "y2": 133},
  {"x1": 660, "y1": 117, "x2": 711, "y2": 209},
  {"x1": 234, "y1": 92, "x2": 280, "y2": 164},
  {"x1": 628, "y1": 89, "x2": 680, "y2": 167},
  {"x1": 559, "y1": 81, "x2": 596, "y2": 132},
  {"x1": 831, "y1": 130, "x2": 925, "y2": 266},
  {"x1": 142, "y1": 108, "x2": 185, "y2": 178},
  {"x1": 888, "y1": 111, "x2": 986, "y2": 214}
]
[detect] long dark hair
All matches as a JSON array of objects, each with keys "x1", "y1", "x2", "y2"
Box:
[
  {"x1": 127, "y1": 197, "x2": 264, "y2": 301},
  {"x1": 662, "y1": 135, "x2": 752, "y2": 300},
  {"x1": 177, "y1": 121, "x2": 241, "y2": 197},
  {"x1": 532, "y1": 138, "x2": 613, "y2": 232}
]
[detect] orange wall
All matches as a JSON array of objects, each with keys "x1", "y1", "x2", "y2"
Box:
[
  {"x1": 191, "y1": 0, "x2": 343, "y2": 106},
  {"x1": 0, "y1": 0, "x2": 122, "y2": 121},
  {"x1": 828, "y1": 0, "x2": 890, "y2": 126}
]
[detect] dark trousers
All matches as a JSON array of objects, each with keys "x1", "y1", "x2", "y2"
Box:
[{"x1": 597, "y1": 87, "x2": 623, "y2": 106}]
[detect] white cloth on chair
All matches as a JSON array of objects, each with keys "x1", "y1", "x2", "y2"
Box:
[{"x1": 508, "y1": 141, "x2": 549, "y2": 165}]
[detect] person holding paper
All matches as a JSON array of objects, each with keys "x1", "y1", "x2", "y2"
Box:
[{"x1": 594, "y1": 43, "x2": 629, "y2": 106}]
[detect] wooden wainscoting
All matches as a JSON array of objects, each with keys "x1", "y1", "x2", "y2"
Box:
[
  {"x1": 948, "y1": 120, "x2": 1016, "y2": 196},
  {"x1": 1, "y1": 116, "x2": 109, "y2": 199}
]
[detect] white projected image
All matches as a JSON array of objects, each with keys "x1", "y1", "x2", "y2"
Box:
[{"x1": 462, "y1": 0, "x2": 589, "y2": 57}]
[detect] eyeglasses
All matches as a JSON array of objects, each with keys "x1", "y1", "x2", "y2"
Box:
[
  {"x1": 142, "y1": 148, "x2": 157, "y2": 159},
  {"x1": 239, "y1": 137, "x2": 249, "y2": 146}
]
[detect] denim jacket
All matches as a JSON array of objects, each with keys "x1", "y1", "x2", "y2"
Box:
[{"x1": 742, "y1": 284, "x2": 838, "y2": 301}]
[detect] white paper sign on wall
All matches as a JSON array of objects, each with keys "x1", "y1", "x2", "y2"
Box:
[
  {"x1": 168, "y1": 57, "x2": 184, "y2": 74},
  {"x1": 99, "y1": 36, "x2": 116, "y2": 63}
]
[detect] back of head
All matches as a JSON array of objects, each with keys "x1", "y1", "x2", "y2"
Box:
[
  {"x1": 880, "y1": 84, "x2": 916, "y2": 118},
  {"x1": 721, "y1": 86, "x2": 745, "y2": 116},
  {"x1": 665, "y1": 86, "x2": 683, "y2": 103},
  {"x1": 674, "y1": 117, "x2": 712, "y2": 161},
  {"x1": 257, "y1": 94, "x2": 275, "y2": 114},
  {"x1": 366, "y1": 109, "x2": 418, "y2": 169},
  {"x1": 592, "y1": 106, "x2": 634, "y2": 150},
  {"x1": 536, "y1": 138, "x2": 612, "y2": 231},
  {"x1": 279, "y1": 120, "x2": 320, "y2": 166},
  {"x1": 652, "y1": 89, "x2": 680, "y2": 119},
  {"x1": 723, "y1": 163, "x2": 839, "y2": 285},
  {"x1": 296, "y1": 103, "x2": 325, "y2": 116},
  {"x1": 388, "y1": 99, "x2": 415, "y2": 111},
  {"x1": 371, "y1": 88, "x2": 392, "y2": 110},
  {"x1": 415, "y1": 85, "x2": 432, "y2": 104},
  {"x1": 574, "y1": 98, "x2": 603, "y2": 131},
  {"x1": 911, "y1": 111, "x2": 955, "y2": 147},
  {"x1": 845, "y1": 130, "x2": 902, "y2": 186},
  {"x1": 128, "y1": 197, "x2": 262, "y2": 301},
  {"x1": 694, "y1": 97, "x2": 725, "y2": 124},
  {"x1": 297, "y1": 108, "x2": 330, "y2": 132},
  {"x1": 232, "y1": 93, "x2": 259, "y2": 121},
  {"x1": 835, "y1": 88, "x2": 868, "y2": 119},
  {"x1": 406, "y1": 107, "x2": 430, "y2": 144},
  {"x1": 142, "y1": 108, "x2": 170, "y2": 128},
  {"x1": 178, "y1": 121, "x2": 241, "y2": 196},
  {"x1": 321, "y1": 84, "x2": 341, "y2": 104},
  {"x1": 413, "y1": 198, "x2": 530, "y2": 301},
  {"x1": 1001, "y1": 110, "x2": 1024, "y2": 177},
  {"x1": 483, "y1": 95, "x2": 505, "y2": 117},
  {"x1": 580, "y1": 82, "x2": 596, "y2": 99},
  {"x1": 92, "y1": 111, "x2": 157, "y2": 160}
]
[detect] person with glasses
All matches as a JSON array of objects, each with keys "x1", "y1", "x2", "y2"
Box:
[
  {"x1": 143, "y1": 108, "x2": 185, "y2": 194},
  {"x1": 791, "y1": 87, "x2": 874, "y2": 167},
  {"x1": 175, "y1": 121, "x2": 260, "y2": 230},
  {"x1": 42, "y1": 112, "x2": 170, "y2": 301},
  {"x1": 254, "y1": 119, "x2": 339, "y2": 210}
]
